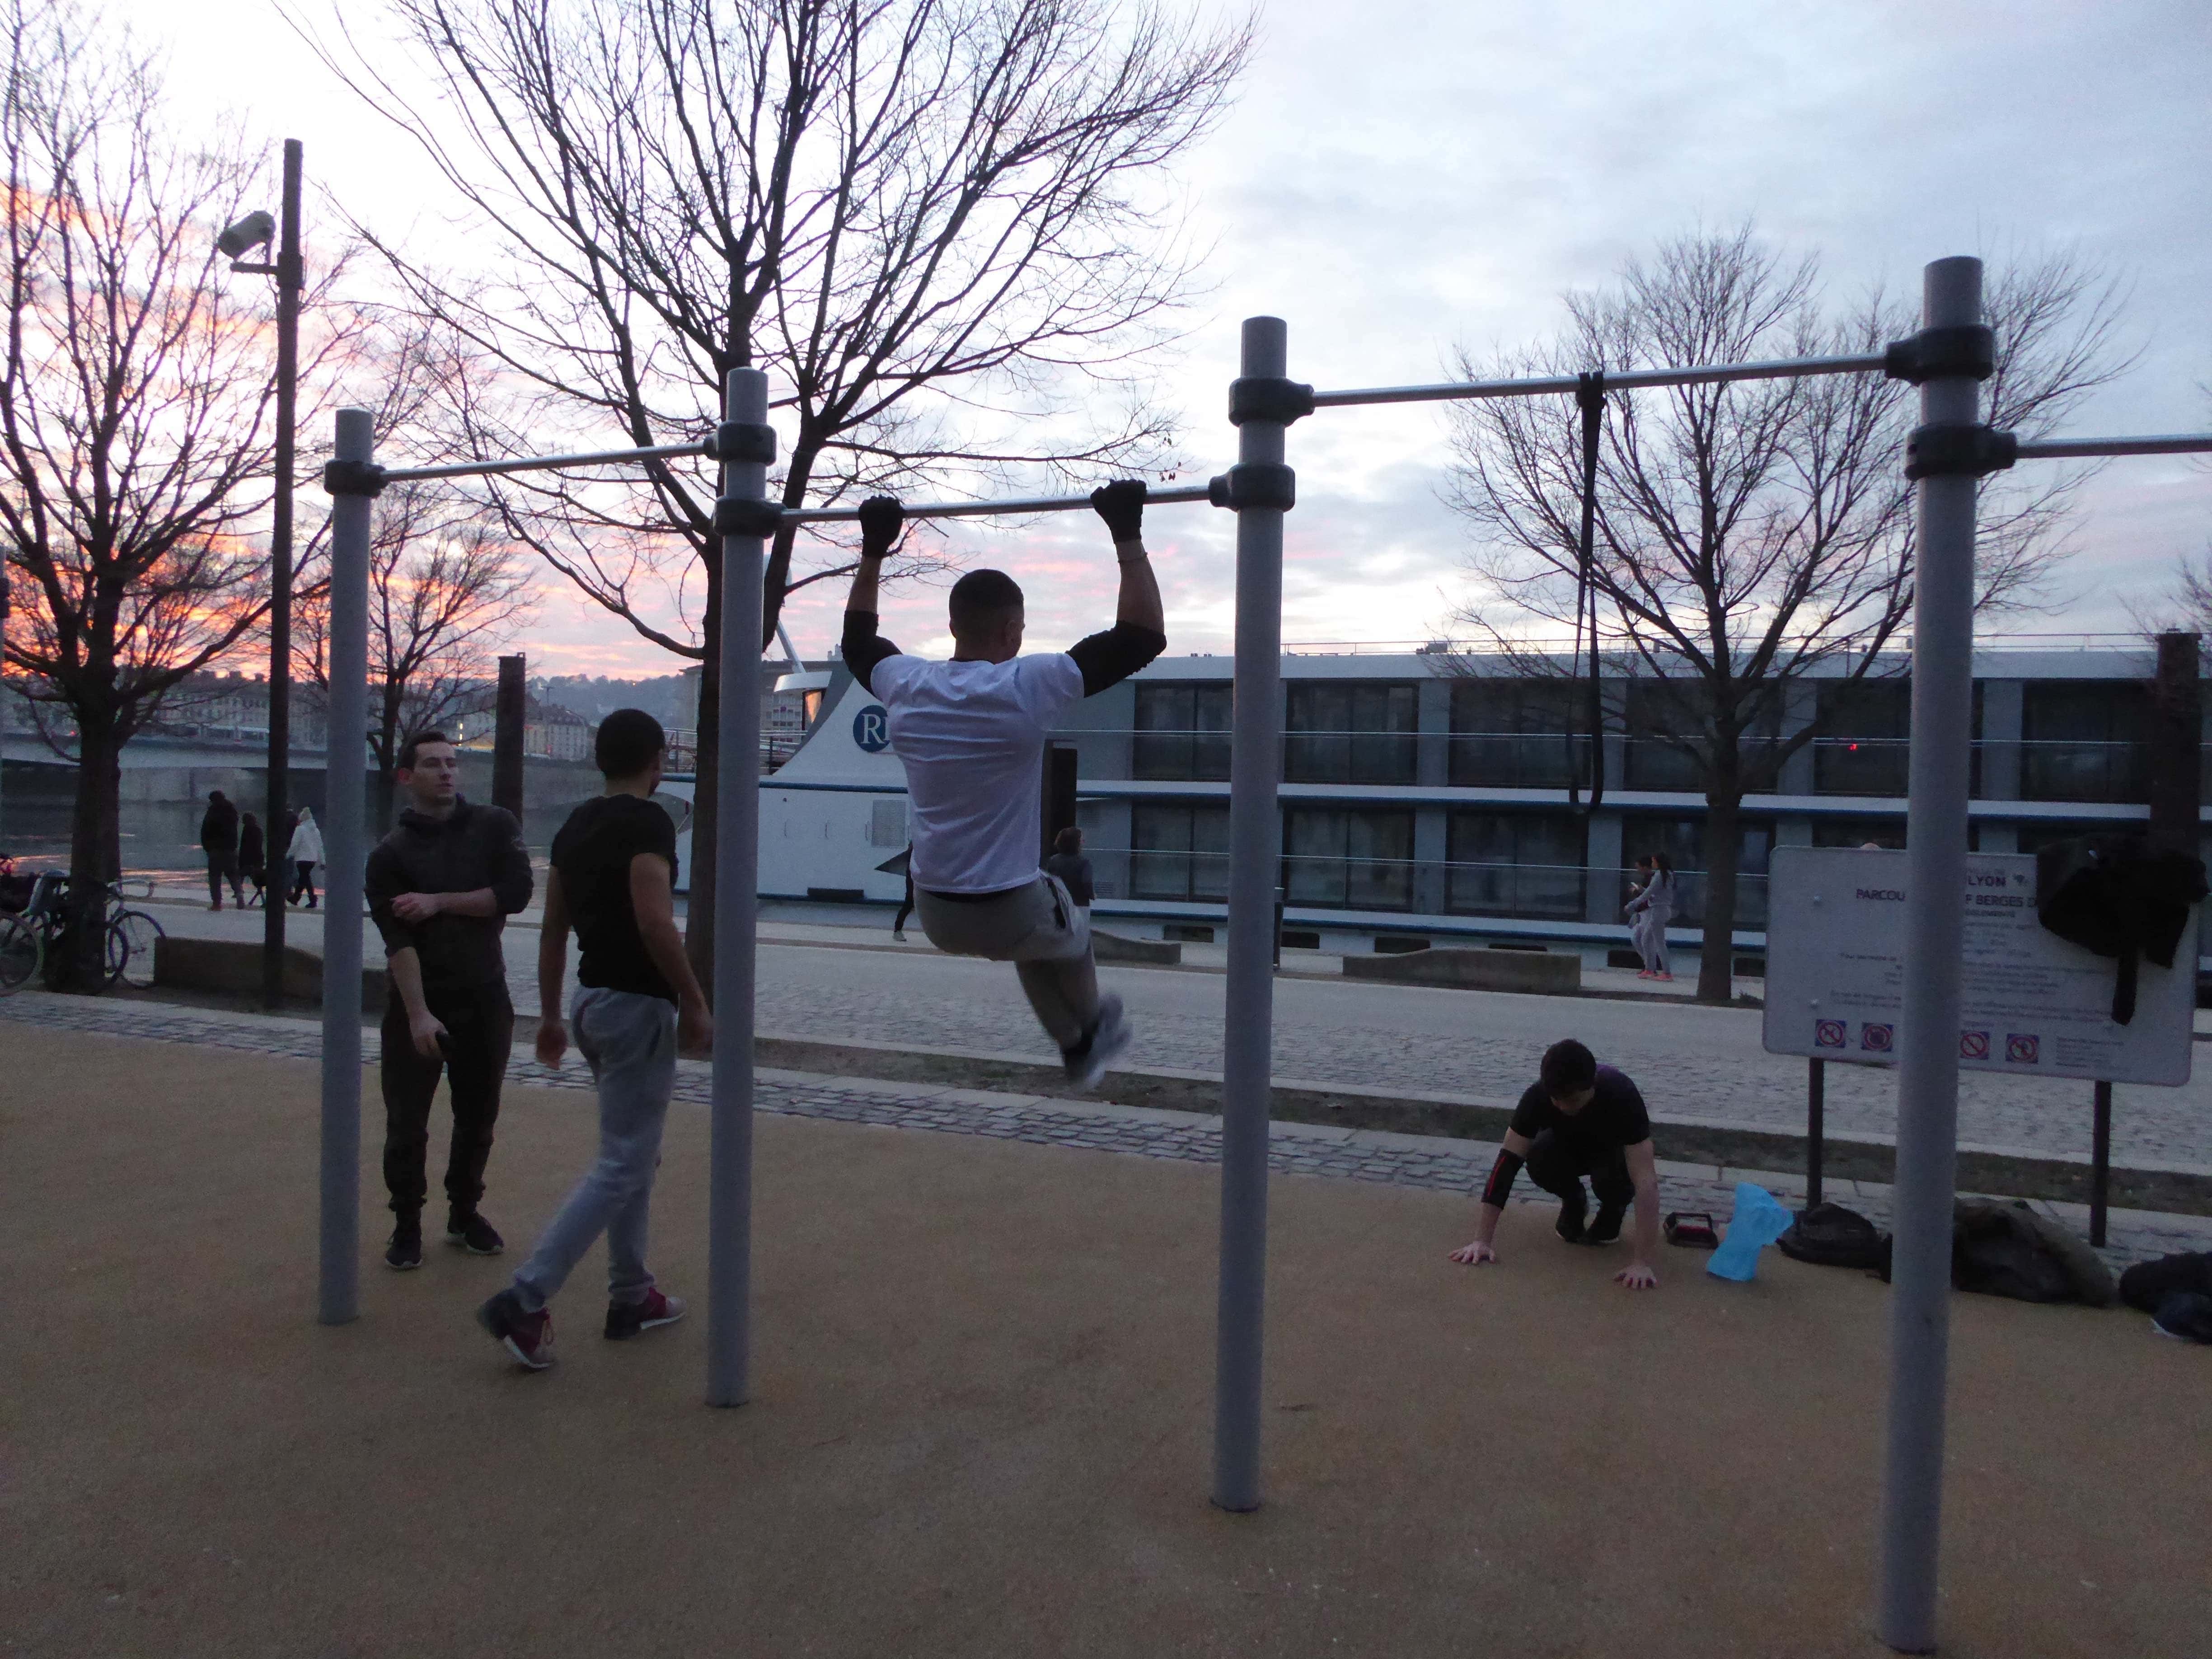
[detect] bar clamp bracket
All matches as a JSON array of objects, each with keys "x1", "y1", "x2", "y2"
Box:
[
  {"x1": 709, "y1": 422, "x2": 778, "y2": 465},
  {"x1": 321, "y1": 459, "x2": 389, "y2": 498},
  {"x1": 1228, "y1": 376, "x2": 1316, "y2": 427},
  {"x1": 712, "y1": 495, "x2": 785, "y2": 537},
  {"x1": 1207, "y1": 463, "x2": 1296, "y2": 512},
  {"x1": 1884, "y1": 324, "x2": 1996, "y2": 384},
  {"x1": 1905, "y1": 423, "x2": 2019, "y2": 481}
]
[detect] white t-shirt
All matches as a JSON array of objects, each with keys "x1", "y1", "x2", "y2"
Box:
[{"x1": 870, "y1": 652, "x2": 1086, "y2": 894}]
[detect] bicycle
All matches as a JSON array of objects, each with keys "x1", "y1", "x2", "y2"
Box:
[{"x1": 0, "y1": 872, "x2": 166, "y2": 994}]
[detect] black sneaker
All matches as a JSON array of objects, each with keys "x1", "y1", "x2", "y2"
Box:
[
  {"x1": 1554, "y1": 1187, "x2": 1589, "y2": 1245},
  {"x1": 385, "y1": 1216, "x2": 423, "y2": 1271},
  {"x1": 447, "y1": 1211, "x2": 504, "y2": 1256},
  {"x1": 1585, "y1": 1200, "x2": 1627, "y2": 1246},
  {"x1": 605, "y1": 1288, "x2": 687, "y2": 1341}
]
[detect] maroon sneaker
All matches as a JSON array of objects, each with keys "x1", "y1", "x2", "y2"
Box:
[
  {"x1": 604, "y1": 1289, "x2": 687, "y2": 1341},
  {"x1": 476, "y1": 1288, "x2": 555, "y2": 1370}
]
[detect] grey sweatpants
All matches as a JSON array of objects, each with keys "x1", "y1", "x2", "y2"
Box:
[
  {"x1": 511, "y1": 986, "x2": 677, "y2": 1313},
  {"x1": 915, "y1": 874, "x2": 1098, "y2": 1050}
]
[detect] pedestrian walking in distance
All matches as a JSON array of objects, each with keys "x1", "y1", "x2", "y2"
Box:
[
  {"x1": 1625, "y1": 852, "x2": 1675, "y2": 980},
  {"x1": 286, "y1": 808, "x2": 323, "y2": 908},
  {"x1": 200, "y1": 789, "x2": 244, "y2": 910},
  {"x1": 478, "y1": 709, "x2": 710, "y2": 1372},
  {"x1": 366, "y1": 731, "x2": 534, "y2": 1271},
  {"x1": 239, "y1": 811, "x2": 267, "y2": 908},
  {"x1": 839, "y1": 483, "x2": 1163, "y2": 1088}
]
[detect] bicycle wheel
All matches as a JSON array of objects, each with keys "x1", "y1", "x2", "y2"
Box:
[
  {"x1": 106, "y1": 909, "x2": 165, "y2": 990},
  {"x1": 0, "y1": 912, "x2": 42, "y2": 994}
]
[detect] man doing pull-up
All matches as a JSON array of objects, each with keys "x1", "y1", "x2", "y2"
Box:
[
  {"x1": 840, "y1": 483, "x2": 1165, "y2": 1086},
  {"x1": 1450, "y1": 1038, "x2": 1664, "y2": 1289}
]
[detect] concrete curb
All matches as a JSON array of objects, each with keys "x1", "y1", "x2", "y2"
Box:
[{"x1": 754, "y1": 1031, "x2": 2212, "y2": 1218}]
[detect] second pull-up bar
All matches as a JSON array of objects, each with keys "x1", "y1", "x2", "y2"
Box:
[
  {"x1": 1309, "y1": 348, "x2": 1891, "y2": 410},
  {"x1": 783, "y1": 483, "x2": 1216, "y2": 525}
]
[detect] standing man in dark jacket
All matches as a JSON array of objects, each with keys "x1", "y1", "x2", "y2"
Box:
[
  {"x1": 199, "y1": 790, "x2": 243, "y2": 910},
  {"x1": 366, "y1": 731, "x2": 534, "y2": 1270}
]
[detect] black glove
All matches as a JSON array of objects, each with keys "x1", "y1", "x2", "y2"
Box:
[
  {"x1": 858, "y1": 495, "x2": 904, "y2": 559},
  {"x1": 1090, "y1": 478, "x2": 1147, "y2": 543}
]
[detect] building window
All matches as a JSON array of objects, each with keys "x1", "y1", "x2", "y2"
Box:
[
  {"x1": 2021, "y1": 681, "x2": 2148, "y2": 803},
  {"x1": 1622, "y1": 681, "x2": 1781, "y2": 792},
  {"x1": 1445, "y1": 812, "x2": 1585, "y2": 919},
  {"x1": 1448, "y1": 680, "x2": 1589, "y2": 788},
  {"x1": 1283, "y1": 808, "x2": 1415, "y2": 910},
  {"x1": 1620, "y1": 816, "x2": 1773, "y2": 929},
  {"x1": 1811, "y1": 817, "x2": 1905, "y2": 849},
  {"x1": 1133, "y1": 683, "x2": 1231, "y2": 781},
  {"x1": 1285, "y1": 682, "x2": 1417, "y2": 784},
  {"x1": 1130, "y1": 803, "x2": 1230, "y2": 901},
  {"x1": 1814, "y1": 681, "x2": 1912, "y2": 796}
]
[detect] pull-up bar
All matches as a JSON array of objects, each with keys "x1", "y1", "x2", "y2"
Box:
[
  {"x1": 1309, "y1": 348, "x2": 1891, "y2": 409},
  {"x1": 2012, "y1": 431, "x2": 2212, "y2": 460},
  {"x1": 783, "y1": 483, "x2": 1215, "y2": 525}
]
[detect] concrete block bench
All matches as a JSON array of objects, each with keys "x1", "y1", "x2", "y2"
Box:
[{"x1": 1343, "y1": 946, "x2": 1580, "y2": 995}]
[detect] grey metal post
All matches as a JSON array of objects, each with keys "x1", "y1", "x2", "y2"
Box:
[
  {"x1": 1877, "y1": 257, "x2": 1982, "y2": 1654},
  {"x1": 706, "y1": 366, "x2": 766, "y2": 1407},
  {"x1": 318, "y1": 406, "x2": 374, "y2": 1326},
  {"x1": 1214, "y1": 316, "x2": 1288, "y2": 1513},
  {"x1": 262, "y1": 138, "x2": 303, "y2": 1011}
]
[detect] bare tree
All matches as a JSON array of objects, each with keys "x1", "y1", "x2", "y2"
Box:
[
  {"x1": 295, "y1": 485, "x2": 536, "y2": 827},
  {"x1": 0, "y1": 1, "x2": 355, "y2": 984},
  {"x1": 1445, "y1": 227, "x2": 2129, "y2": 1003},
  {"x1": 294, "y1": 0, "x2": 1252, "y2": 989}
]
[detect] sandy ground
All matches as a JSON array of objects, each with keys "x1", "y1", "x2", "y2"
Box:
[{"x1": 3, "y1": 1021, "x2": 2206, "y2": 1659}]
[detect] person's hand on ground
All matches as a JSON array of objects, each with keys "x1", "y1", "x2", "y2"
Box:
[
  {"x1": 1090, "y1": 478, "x2": 1146, "y2": 543},
  {"x1": 1615, "y1": 1262, "x2": 1658, "y2": 1290},
  {"x1": 535, "y1": 1019, "x2": 567, "y2": 1069},
  {"x1": 410, "y1": 1008, "x2": 450, "y2": 1060},
  {"x1": 679, "y1": 999, "x2": 714, "y2": 1055},
  {"x1": 391, "y1": 891, "x2": 442, "y2": 923},
  {"x1": 1449, "y1": 1239, "x2": 1497, "y2": 1266},
  {"x1": 858, "y1": 495, "x2": 904, "y2": 560}
]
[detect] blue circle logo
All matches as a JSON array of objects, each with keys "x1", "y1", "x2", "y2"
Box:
[{"x1": 852, "y1": 705, "x2": 890, "y2": 753}]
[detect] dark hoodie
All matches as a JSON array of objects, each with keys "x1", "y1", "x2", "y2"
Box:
[{"x1": 365, "y1": 797, "x2": 534, "y2": 999}]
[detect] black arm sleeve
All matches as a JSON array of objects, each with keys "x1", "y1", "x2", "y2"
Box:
[
  {"x1": 841, "y1": 610, "x2": 902, "y2": 695},
  {"x1": 1066, "y1": 622, "x2": 1167, "y2": 697}
]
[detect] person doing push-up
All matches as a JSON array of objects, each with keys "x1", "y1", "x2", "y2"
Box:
[
  {"x1": 1450, "y1": 1039, "x2": 1663, "y2": 1289},
  {"x1": 841, "y1": 483, "x2": 1165, "y2": 1087}
]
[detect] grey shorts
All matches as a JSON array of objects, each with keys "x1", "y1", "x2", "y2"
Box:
[{"x1": 913, "y1": 874, "x2": 1091, "y2": 964}]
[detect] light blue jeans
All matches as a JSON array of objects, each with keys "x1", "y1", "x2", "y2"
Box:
[{"x1": 511, "y1": 987, "x2": 677, "y2": 1313}]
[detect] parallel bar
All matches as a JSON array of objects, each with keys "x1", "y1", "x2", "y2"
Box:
[
  {"x1": 317, "y1": 406, "x2": 374, "y2": 1327},
  {"x1": 1311, "y1": 351, "x2": 1888, "y2": 410},
  {"x1": 1878, "y1": 255, "x2": 1983, "y2": 1657},
  {"x1": 784, "y1": 483, "x2": 1214, "y2": 526},
  {"x1": 1213, "y1": 316, "x2": 1288, "y2": 1514},
  {"x1": 1806, "y1": 1058, "x2": 1826, "y2": 1209},
  {"x1": 2090, "y1": 1081, "x2": 2113, "y2": 1248},
  {"x1": 381, "y1": 440, "x2": 709, "y2": 484},
  {"x1": 2013, "y1": 432, "x2": 2212, "y2": 460},
  {"x1": 705, "y1": 366, "x2": 766, "y2": 1409}
]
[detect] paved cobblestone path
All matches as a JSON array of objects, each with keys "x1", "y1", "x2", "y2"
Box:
[{"x1": 7, "y1": 991, "x2": 2208, "y2": 1271}]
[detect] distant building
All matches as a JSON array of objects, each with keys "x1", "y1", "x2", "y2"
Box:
[
  {"x1": 525, "y1": 696, "x2": 592, "y2": 763},
  {"x1": 149, "y1": 670, "x2": 328, "y2": 750}
]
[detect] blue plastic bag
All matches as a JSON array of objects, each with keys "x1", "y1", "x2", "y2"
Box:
[{"x1": 1706, "y1": 1183, "x2": 1793, "y2": 1283}]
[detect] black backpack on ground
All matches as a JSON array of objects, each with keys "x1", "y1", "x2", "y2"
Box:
[
  {"x1": 1877, "y1": 1199, "x2": 2116, "y2": 1307},
  {"x1": 1777, "y1": 1202, "x2": 1889, "y2": 1270},
  {"x1": 2034, "y1": 835, "x2": 2207, "y2": 1024},
  {"x1": 2118, "y1": 1250, "x2": 2212, "y2": 1314}
]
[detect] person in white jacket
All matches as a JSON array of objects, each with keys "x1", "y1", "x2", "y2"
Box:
[
  {"x1": 287, "y1": 807, "x2": 325, "y2": 909},
  {"x1": 1624, "y1": 852, "x2": 1675, "y2": 980}
]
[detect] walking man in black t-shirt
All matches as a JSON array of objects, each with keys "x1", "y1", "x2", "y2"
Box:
[
  {"x1": 477, "y1": 709, "x2": 712, "y2": 1371},
  {"x1": 1449, "y1": 1039, "x2": 1664, "y2": 1289},
  {"x1": 367, "y1": 731, "x2": 534, "y2": 1270}
]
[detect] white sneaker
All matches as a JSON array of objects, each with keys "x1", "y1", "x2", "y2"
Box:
[{"x1": 1069, "y1": 994, "x2": 1132, "y2": 1090}]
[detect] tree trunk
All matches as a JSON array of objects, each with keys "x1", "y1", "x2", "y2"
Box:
[
  {"x1": 1696, "y1": 787, "x2": 1742, "y2": 1005},
  {"x1": 684, "y1": 560, "x2": 722, "y2": 1000},
  {"x1": 61, "y1": 712, "x2": 125, "y2": 992}
]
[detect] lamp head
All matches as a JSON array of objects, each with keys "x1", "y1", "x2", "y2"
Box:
[{"x1": 216, "y1": 209, "x2": 275, "y2": 260}]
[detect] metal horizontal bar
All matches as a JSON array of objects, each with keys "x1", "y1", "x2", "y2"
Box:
[
  {"x1": 1310, "y1": 351, "x2": 1889, "y2": 410},
  {"x1": 380, "y1": 440, "x2": 709, "y2": 484},
  {"x1": 782, "y1": 482, "x2": 1214, "y2": 525},
  {"x1": 2011, "y1": 432, "x2": 2212, "y2": 461}
]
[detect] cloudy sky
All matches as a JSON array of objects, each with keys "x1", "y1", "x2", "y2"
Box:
[{"x1": 117, "y1": 0, "x2": 2212, "y2": 673}]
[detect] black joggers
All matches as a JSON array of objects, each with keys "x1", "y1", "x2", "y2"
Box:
[
  {"x1": 380, "y1": 986, "x2": 514, "y2": 1218},
  {"x1": 1524, "y1": 1129, "x2": 1634, "y2": 1212}
]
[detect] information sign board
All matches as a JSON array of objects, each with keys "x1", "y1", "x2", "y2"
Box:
[{"x1": 1762, "y1": 847, "x2": 2196, "y2": 1087}]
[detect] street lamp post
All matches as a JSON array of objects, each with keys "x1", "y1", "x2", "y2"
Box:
[{"x1": 222, "y1": 140, "x2": 304, "y2": 1008}]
